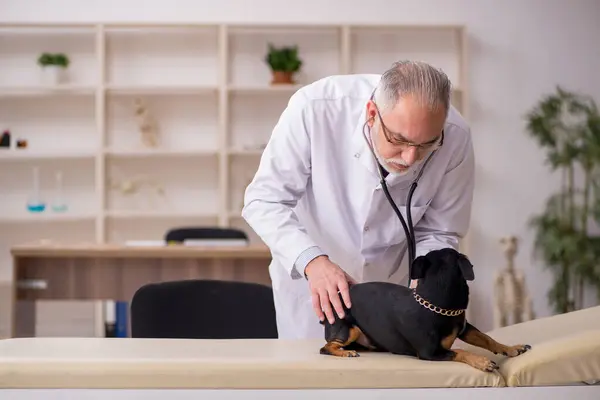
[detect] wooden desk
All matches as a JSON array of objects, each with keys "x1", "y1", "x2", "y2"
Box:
[{"x1": 10, "y1": 242, "x2": 272, "y2": 338}]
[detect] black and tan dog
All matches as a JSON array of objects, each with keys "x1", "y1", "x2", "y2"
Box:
[{"x1": 319, "y1": 248, "x2": 531, "y2": 372}]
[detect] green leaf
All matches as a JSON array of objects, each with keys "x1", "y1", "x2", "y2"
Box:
[
  {"x1": 525, "y1": 86, "x2": 600, "y2": 314},
  {"x1": 37, "y1": 52, "x2": 70, "y2": 68},
  {"x1": 264, "y1": 43, "x2": 303, "y2": 73}
]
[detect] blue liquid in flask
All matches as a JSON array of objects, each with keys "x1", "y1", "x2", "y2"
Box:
[
  {"x1": 27, "y1": 203, "x2": 46, "y2": 213},
  {"x1": 52, "y1": 204, "x2": 68, "y2": 213},
  {"x1": 27, "y1": 166, "x2": 46, "y2": 213}
]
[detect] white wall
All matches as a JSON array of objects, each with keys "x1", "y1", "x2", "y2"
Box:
[{"x1": 1, "y1": 0, "x2": 599, "y2": 333}]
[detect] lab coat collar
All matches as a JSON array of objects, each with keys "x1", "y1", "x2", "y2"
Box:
[{"x1": 351, "y1": 113, "x2": 378, "y2": 177}]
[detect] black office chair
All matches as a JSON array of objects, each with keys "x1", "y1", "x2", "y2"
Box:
[{"x1": 130, "y1": 279, "x2": 278, "y2": 339}]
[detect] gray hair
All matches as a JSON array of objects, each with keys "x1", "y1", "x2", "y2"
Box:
[{"x1": 373, "y1": 60, "x2": 452, "y2": 115}]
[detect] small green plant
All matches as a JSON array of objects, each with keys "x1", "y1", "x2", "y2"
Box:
[
  {"x1": 37, "y1": 53, "x2": 54, "y2": 67},
  {"x1": 264, "y1": 44, "x2": 302, "y2": 73},
  {"x1": 37, "y1": 52, "x2": 70, "y2": 68}
]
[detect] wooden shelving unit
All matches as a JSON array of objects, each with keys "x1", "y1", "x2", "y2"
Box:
[{"x1": 0, "y1": 22, "x2": 469, "y2": 249}]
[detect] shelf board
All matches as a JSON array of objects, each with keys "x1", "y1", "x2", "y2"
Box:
[
  {"x1": 348, "y1": 24, "x2": 464, "y2": 33},
  {"x1": 0, "y1": 85, "x2": 96, "y2": 98},
  {"x1": 227, "y1": 84, "x2": 303, "y2": 94},
  {"x1": 0, "y1": 150, "x2": 96, "y2": 161},
  {"x1": 10, "y1": 241, "x2": 271, "y2": 258},
  {"x1": 227, "y1": 25, "x2": 340, "y2": 35},
  {"x1": 104, "y1": 148, "x2": 217, "y2": 158},
  {"x1": 227, "y1": 148, "x2": 264, "y2": 156},
  {"x1": 105, "y1": 210, "x2": 218, "y2": 219},
  {"x1": 106, "y1": 84, "x2": 218, "y2": 96},
  {"x1": 0, "y1": 213, "x2": 96, "y2": 223}
]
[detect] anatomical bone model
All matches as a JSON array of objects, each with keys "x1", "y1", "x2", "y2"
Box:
[
  {"x1": 133, "y1": 97, "x2": 159, "y2": 148},
  {"x1": 493, "y1": 235, "x2": 535, "y2": 328},
  {"x1": 108, "y1": 173, "x2": 167, "y2": 210}
]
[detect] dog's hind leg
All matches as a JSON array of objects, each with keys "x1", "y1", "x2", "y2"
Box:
[
  {"x1": 458, "y1": 322, "x2": 531, "y2": 357},
  {"x1": 320, "y1": 317, "x2": 362, "y2": 358},
  {"x1": 419, "y1": 348, "x2": 499, "y2": 373}
]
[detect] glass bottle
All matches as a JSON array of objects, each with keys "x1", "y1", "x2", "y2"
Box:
[
  {"x1": 51, "y1": 171, "x2": 68, "y2": 212},
  {"x1": 26, "y1": 166, "x2": 46, "y2": 213}
]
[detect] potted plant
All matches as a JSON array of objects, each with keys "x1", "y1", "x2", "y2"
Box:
[
  {"x1": 264, "y1": 43, "x2": 302, "y2": 85},
  {"x1": 37, "y1": 52, "x2": 70, "y2": 85},
  {"x1": 525, "y1": 86, "x2": 600, "y2": 314}
]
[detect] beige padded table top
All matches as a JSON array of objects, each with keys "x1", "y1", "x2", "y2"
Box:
[
  {"x1": 0, "y1": 337, "x2": 504, "y2": 389},
  {"x1": 3, "y1": 307, "x2": 599, "y2": 390}
]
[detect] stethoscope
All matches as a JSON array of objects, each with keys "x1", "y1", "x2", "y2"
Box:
[{"x1": 361, "y1": 110, "x2": 440, "y2": 287}]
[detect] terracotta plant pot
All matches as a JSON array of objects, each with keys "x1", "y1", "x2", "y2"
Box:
[{"x1": 271, "y1": 70, "x2": 294, "y2": 85}]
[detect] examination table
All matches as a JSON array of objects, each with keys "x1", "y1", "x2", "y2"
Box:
[{"x1": 1, "y1": 305, "x2": 599, "y2": 400}]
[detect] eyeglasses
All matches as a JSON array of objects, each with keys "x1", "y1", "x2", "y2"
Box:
[{"x1": 372, "y1": 102, "x2": 444, "y2": 152}]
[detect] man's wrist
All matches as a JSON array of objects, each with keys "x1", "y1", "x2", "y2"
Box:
[
  {"x1": 293, "y1": 246, "x2": 327, "y2": 280},
  {"x1": 304, "y1": 254, "x2": 328, "y2": 279}
]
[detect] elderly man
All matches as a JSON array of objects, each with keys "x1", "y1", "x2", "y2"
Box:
[{"x1": 242, "y1": 60, "x2": 475, "y2": 339}]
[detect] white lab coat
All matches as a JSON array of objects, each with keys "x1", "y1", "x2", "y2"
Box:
[{"x1": 242, "y1": 74, "x2": 475, "y2": 339}]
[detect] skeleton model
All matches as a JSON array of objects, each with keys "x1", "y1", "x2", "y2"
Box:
[
  {"x1": 493, "y1": 235, "x2": 535, "y2": 328},
  {"x1": 108, "y1": 173, "x2": 167, "y2": 210},
  {"x1": 133, "y1": 97, "x2": 159, "y2": 148}
]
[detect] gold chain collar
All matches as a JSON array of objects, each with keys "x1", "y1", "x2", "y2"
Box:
[{"x1": 413, "y1": 290, "x2": 465, "y2": 317}]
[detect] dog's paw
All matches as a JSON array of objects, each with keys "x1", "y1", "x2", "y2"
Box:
[
  {"x1": 500, "y1": 344, "x2": 531, "y2": 357},
  {"x1": 470, "y1": 355, "x2": 499, "y2": 373},
  {"x1": 473, "y1": 357, "x2": 498, "y2": 372},
  {"x1": 482, "y1": 359, "x2": 499, "y2": 372},
  {"x1": 340, "y1": 350, "x2": 360, "y2": 357},
  {"x1": 319, "y1": 346, "x2": 360, "y2": 358}
]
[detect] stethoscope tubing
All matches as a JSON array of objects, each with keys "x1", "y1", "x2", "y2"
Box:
[{"x1": 362, "y1": 121, "x2": 437, "y2": 287}]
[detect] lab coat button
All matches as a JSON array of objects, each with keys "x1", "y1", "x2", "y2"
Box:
[
  {"x1": 364, "y1": 226, "x2": 369, "y2": 232},
  {"x1": 354, "y1": 153, "x2": 360, "y2": 158}
]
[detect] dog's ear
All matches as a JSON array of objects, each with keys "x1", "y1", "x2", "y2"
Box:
[
  {"x1": 458, "y1": 254, "x2": 474, "y2": 281},
  {"x1": 410, "y1": 255, "x2": 430, "y2": 280}
]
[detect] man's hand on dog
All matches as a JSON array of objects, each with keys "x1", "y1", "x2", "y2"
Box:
[{"x1": 305, "y1": 255, "x2": 357, "y2": 324}]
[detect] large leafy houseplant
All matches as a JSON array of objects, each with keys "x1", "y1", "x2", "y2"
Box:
[{"x1": 525, "y1": 86, "x2": 600, "y2": 314}]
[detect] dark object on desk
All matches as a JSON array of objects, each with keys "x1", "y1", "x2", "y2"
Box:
[
  {"x1": 16, "y1": 139, "x2": 28, "y2": 148},
  {"x1": 164, "y1": 227, "x2": 248, "y2": 243},
  {"x1": 0, "y1": 130, "x2": 10, "y2": 148},
  {"x1": 130, "y1": 279, "x2": 278, "y2": 339},
  {"x1": 105, "y1": 321, "x2": 116, "y2": 337}
]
